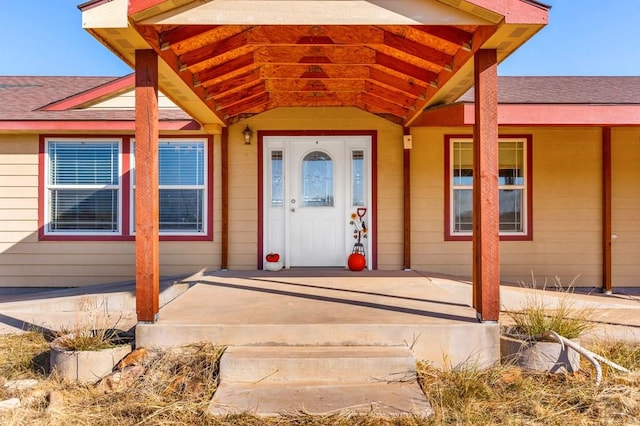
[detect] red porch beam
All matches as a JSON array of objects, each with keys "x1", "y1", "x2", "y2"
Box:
[
  {"x1": 221, "y1": 127, "x2": 229, "y2": 270},
  {"x1": 403, "y1": 127, "x2": 411, "y2": 271},
  {"x1": 602, "y1": 127, "x2": 612, "y2": 294},
  {"x1": 135, "y1": 50, "x2": 160, "y2": 323},
  {"x1": 472, "y1": 49, "x2": 500, "y2": 322}
]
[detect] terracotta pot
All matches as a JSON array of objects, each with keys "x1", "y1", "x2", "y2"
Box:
[{"x1": 348, "y1": 253, "x2": 366, "y2": 271}]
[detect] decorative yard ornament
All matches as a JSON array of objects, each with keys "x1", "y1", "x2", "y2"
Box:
[{"x1": 348, "y1": 208, "x2": 367, "y2": 271}]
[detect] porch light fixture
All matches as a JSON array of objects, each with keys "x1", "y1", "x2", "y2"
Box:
[{"x1": 242, "y1": 125, "x2": 254, "y2": 145}]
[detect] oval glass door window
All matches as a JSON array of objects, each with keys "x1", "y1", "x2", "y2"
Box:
[{"x1": 301, "y1": 151, "x2": 334, "y2": 207}]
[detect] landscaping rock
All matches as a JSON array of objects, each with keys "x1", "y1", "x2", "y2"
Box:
[
  {"x1": 3, "y1": 378, "x2": 38, "y2": 390},
  {"x1": 96, "y1": 365, "x2": 145, "y2": 393},
  {"x1": 0, "y1": 398, "x2": 21, "y2": 410}
]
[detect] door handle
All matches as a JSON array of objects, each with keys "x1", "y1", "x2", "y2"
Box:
[{"x1": 291, "y1": 208, "x2": 296, "y2": 212}]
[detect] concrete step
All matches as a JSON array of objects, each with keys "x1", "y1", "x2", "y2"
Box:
[
  {"x1": 136, "y1": 322, "x2": 500, "y2": 368},
  {"x1": 219, "y1": 346, "x2": 416, "y2": 383},
  {"x1": 209, "y1": 345, "x2": 432, "y2": 417},
  {"x1": 209, "y1": 381, "x2": 433, "y2": 417}
]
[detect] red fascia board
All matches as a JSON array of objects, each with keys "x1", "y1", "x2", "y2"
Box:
[
  {"x1": 42, "y1": 75, "x2": 135, "y2": 111},
  {"x1": 493, "y1": 104, "x2": 640, "y2": 126},
  {"x1": 411, "y1": 103, "x2": 467, "y2": 127},
  {"x1": 415, "y1": 103, "x2": 640, "y2": 127},
  {"x1": 465, "y1": 0, "x2": 550, "y2": 24},
  {"x1": 0, "y1": 120, "x2": 202, "y2": 132}
]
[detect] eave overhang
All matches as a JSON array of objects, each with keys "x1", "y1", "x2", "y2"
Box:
[{"x1": 80, "y1": 0, "x2": 549, "y2": 127}]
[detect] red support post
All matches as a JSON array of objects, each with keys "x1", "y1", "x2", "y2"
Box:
[
  {"x1": 403, "y1": 127, "x2": 411, "y2": 271},
  {"x1": 473, "y1": 49, "x2": 500, "y2": 322},
  {"x1": 602, "y1": 127, "x2": 612, "y2": 294},
  {"x1": 135, "y1": 50, "x2": 160, "y2": 322},
  {"x1": 221, "y1": 127, "x2": 229, "y2": 270}
]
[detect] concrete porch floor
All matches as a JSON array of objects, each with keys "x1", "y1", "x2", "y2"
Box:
[{"x1": 136, "y1": 270, "x2": 500, "y2": 367}]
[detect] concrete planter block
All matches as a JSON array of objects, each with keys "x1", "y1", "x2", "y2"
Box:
[
  {"x1": 500, "y1": 334, "x2": 580, "y2": 373},
  {"x1": 50, "y1": 335, "x2": 133, "y2": 384}
]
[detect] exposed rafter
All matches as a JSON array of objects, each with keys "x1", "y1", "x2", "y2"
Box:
[{"x1": 137, "y1": 23, "x2": 484, "y2": 125}]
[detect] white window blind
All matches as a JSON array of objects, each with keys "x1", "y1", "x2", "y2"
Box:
[
  {"x1": 47, "y1": 141, "x2": 120, "y2": 233},
  {"x1": 132, "y1": 140, "x2": 206, "y2": 234}
]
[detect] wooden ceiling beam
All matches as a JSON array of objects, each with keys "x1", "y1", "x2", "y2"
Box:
[
  {"x1": 364, "y1": 81, "x2": 416, "y2": 110},
  {"x1": 205, "y1": 68, "x2": 262, "y2": 99},
  {"x1": 383, "y1": 31, "x2": 453, "y2": 70},
  {"x1": 265, "y1": 79, "x2": 366, "y2": 93},
  {"x1": 246, "y1": 25, "x2": 384, "y2": 45},
  {"x1": 268, "y1": 91, "x2": 360, "y2": 107},
  {"x1": 159, "y1": 25, "x2": 221, "y2": 50},
  {"x1": 404, "y1": 25, "x2": 497, "y2": 126},
  {"x1": 361, "y1": 92, "x2": 409, "y2": 118},
  {"x1": 375, "y1": 52, "x2": 438, "y2": 85},
  {"x1": 260, "y1": 64, "x2": 370, "y2": 80},
  {"x1": 194, "y1": 52, "x2": 256, "y2": 85},
  {"x1": 253, "y1": 46, "x2": 376, "y2": 64},
  {"x1": 356, "y1": 102, "x2": 404, "y2": 124},
  {"x1": 179, "y1": 31, "x2": 249, "y2": 70},
  {"x1": 409, "y1": 25, "x2": 473, "y2": 51},
  {"x1": 135, "y1": 24, "x2": 226, "y2": 124},
  {"x1": 220, "y1": 92, "x2": 270, "y2": 119},
  {"x1": 215, "y1": 82, "x2": 267, "y2": 110},
  {"x1": 368, "y1": 68, "x2": 427, "y2": 99}
]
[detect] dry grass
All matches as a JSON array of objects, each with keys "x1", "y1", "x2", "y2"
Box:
[
  {"x1": 0, "y1": 331, "x2": 639, "y2": 425},
  {"x1": 504, "y1": 276, "x2": 596, "y2": 340}
]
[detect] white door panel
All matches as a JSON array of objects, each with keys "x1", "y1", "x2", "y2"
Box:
[
  {"x1": 263, "y1": 136, "x2": 371, "y2": 269},
  {"x1": 289, "y1": 139, "x2": 345, "y2": 267}
]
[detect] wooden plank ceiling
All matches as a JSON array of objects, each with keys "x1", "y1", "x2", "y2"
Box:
[{"x1": 136, "y1": 24, "x2": 479, "y2": 125}]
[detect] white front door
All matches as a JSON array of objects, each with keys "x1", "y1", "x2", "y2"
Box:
[
  {"x1": 263, "y1": 136, "x2": 371, "y2": 268},
  {"x1": 289, "y1": 139, "x2": 345, "y2": 266}
]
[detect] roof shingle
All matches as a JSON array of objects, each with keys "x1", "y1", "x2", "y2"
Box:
[
  {"x1": 0, "y1": 75, "x2": 192, "y2": 121},
  {"x1": 458, "y1": 76, "x2": 640, "y2": 104}
]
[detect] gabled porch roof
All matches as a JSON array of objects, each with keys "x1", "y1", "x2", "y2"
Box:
[{"x1": 79, "y1": 0, "x2": 549, "y2": 129}]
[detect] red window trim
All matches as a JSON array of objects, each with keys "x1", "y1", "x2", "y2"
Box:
[
  {"x1": 444, "y1": 134, "x2": 533, "y2": 242},
  {"x1": 38, "y1": 134, "x2": 214, "y2": 242}
]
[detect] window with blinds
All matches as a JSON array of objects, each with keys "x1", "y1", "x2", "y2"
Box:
[
  {"x1": 46, "y1": 140, "x2": 121, "y2": 233},
  {"x1": 132, "y1": 140, "x2": 206, "y2": 234}
]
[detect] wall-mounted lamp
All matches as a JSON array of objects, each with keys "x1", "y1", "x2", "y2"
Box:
[{"x1": 242, "y1": 125, "x2": 254, "y2": 145}]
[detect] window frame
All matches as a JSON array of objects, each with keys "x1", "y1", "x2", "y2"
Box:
[
  {"x1": 43, "y1": 137, "x2": 123, "y2": 237},
  {"x1": 39, "y1": 135, "x2": 213, "y2": 242},
  {"x1": 130, "y1": 137, "x2": 209, "y2": 238},
  {"x1": 444, "y1": 134, "x2": 533, "y2": 241}
]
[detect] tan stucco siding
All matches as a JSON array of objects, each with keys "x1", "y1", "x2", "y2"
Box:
[
  {"x1": 0, "y1": 134, "x2": 220, "y2": 288},
  {"x1": 411, "y1": 126, "x2": 614, "y2": 288},
  {"x1": 227, "y1": 107, "x2": 404, "y2": 270},
  {"x1": 611, "y1": 127, "x2": 640, "y2": 287}
]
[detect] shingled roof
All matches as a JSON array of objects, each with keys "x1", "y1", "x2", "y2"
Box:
[
  {"x1": 459, "y1": 76, "x2": 640, "y2": 104},
  {"x1": 0, "y1": 75, "x2": 192, "y2": 121},
  {"x1": 1, "y1": 75, "x2": 639, "y2": 125}
]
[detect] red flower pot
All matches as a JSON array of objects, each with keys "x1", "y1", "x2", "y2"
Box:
[
  {"x1": 265, "y1": 253, "x2": 280, "y2": 262},
  {"x1": 348, "y1": 253, "x2": 366, "y2": 271}
]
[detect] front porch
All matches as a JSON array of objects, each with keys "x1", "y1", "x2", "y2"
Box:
[{"x1": 136, "y1": 269, "x2": 499, "y2": 368}]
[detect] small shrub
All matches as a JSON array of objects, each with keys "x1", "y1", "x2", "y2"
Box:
[
  {"x1": 504, "y1": 275, "x2": 595, "y2": 339},
  {"x1": 52, "y1": 328, "x2": 129, "y2": 352}
]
